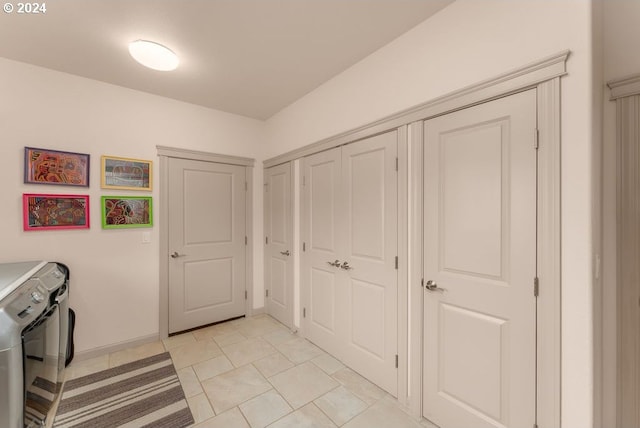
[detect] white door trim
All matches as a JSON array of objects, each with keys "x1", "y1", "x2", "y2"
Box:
[
  {"x1": 607, "y1": 74, "x2": 640, "y2": 428},
  {"x1": 157, "y1": 146, "x2": 255, "y2": 339},
  {"x1": 536, "y1": 78, "x2": 562, "y2": 428}
]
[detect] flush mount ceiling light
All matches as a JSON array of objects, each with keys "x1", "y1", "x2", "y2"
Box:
[{"x1": 128, "y1": 40, "x2": 179, "y2": 71}]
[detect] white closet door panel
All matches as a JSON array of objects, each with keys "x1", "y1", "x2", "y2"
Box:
[
  {"x1": 341, "y1": 132, "x2": 398, "y2": 396},
  {"x1": 303, "y1": 148, "x2": 344, "y2": 358},
  {"x1": 423, "y1": 89, "x2": 537, "y2": 428},
  {"x1": 264, "y1": 162, "x2": 294, "y2": 328}
]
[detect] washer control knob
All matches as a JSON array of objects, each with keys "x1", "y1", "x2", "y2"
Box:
[{"x1": 30, "y1": 291, "x2": 45, "y2": 304}]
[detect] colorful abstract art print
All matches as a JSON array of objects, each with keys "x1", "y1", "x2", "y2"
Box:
[
  {"x1": 24, "y1": 147, "x2": 90, "y2": 187},
  {"x1": 101, "y1": 196, "x2": 153, "y2": 229},
  {"x1": 101, "y1": 156, "x2": 152, "y2": 191},
  {"x1": 23, "y1": 194, "x2": 90, "y2": 231}
]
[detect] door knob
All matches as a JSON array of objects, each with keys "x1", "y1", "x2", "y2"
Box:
[
  {"x1": 327, "y1": 260, "x2": 341, "y2": 267},
  {"x1": 170, "y1": 251, "x2": 185, "y2": 258},
  {"x1": 340, "y1": 261, "x2": 353, "y2": 270},
  {"x1": 280, "y1": 250, "x2": 290, "y2": 256},
  {"x1": 425, "y1": 280, "x2": 445, "y2": 292}
]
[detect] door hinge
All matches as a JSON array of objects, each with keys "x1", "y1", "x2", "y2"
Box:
[
  {"x1": 395, "y1": 354, "x2": 398, "y2": 368},
  {"x1": 303, "y1": 307, "x2": 306, "y2": 318},
  {"x1": 245, "y1": 290, "x2": 248, "y2": 300},
  {"x1": 245, "y1": 236, "x2": 248, "y2": 245},
  {"x1": 266, "y1": 289, "x2": 269, "y2": 297},
  {"x1": 421, "y1": 278, "x2": 424, "y2": 288},
  {"x1": 302, "y1": 175, "x2": 306, "y2": 186},
  {"x1": 534, "y1": 128, "x2": 539, "y2": 150},
  {"x1": 264, "y1": 183, "x2": 268, "y2": 192},
  {"x1": 395, "y1": 157, "x2": 398, "y2": 172},
  {"x1": 395, "y1": 256, "x2": 398, "y2": 270},
  {"x1": 266, "y1": 236, "x2": 269, "y2": 245},
  {"x1": 303, "y1": 242, "x2": 306, "y2": 252},
  {"x1": 534, "y1": 277, "x2": 539, "y2": 297}
]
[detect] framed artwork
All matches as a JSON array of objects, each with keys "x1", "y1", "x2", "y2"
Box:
[
  {"x1": 101, "y1": 196, "x2": 153, "y2": 229},
  {"x1": 101, "y1": 156, "x2": 152, "y2": 191},
  {"x1": 23, "y1": 194, "x2": 90, "y2": 231},
  {"x1": 24, "y1": 147, "x2": 90, "y2": 187}
]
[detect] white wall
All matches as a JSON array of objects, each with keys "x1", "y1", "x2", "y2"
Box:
[
  {"x1": 0, "y1": 58, "x2": 265, "y2": 353},
  {"x1": 265, "y1": 1, "x2": 595, "y2": 426},
  {"x1": 601, "y1": 1, "x2": 640, "y2": 426}
]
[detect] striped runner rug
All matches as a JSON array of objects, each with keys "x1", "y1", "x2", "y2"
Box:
[{"x1": 53, "y1": 352, "x2": 194, "y2": 428}]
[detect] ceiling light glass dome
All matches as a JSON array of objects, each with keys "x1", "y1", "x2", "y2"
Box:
[{"x1": 128, "y1": 40, "x2": 179, "y2": 71}]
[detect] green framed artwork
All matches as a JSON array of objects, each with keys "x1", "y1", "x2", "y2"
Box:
[{"x1": 101, "y1": 196, "x2": 152, "y2": 229}]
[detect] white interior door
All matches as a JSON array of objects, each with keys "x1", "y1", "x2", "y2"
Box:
[
  {"x1": 422, "y1": 89, "x2": 537, "y2": 428},
  {"x1": 340, "y1": 134, "x2": 398, "y2": 395},
  {"x1": 302, "y1": 131, "x2": 398, "y2": 395},
  {"x1": 264, "y1": 162, "x2": 293, "y2": 328},
  {"x1": 302, "y1": 147, "x2": 342, "y2": 358},
  {"x1": 168, "y1": 158, "x2": 246, "y2": 334}
]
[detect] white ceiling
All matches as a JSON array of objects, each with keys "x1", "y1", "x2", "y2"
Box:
[{"x1": 0, "y1": 0, "x2": 453, "y2": 119}]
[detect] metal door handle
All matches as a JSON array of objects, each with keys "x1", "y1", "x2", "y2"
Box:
[
  {"x1": 340, "y1": 261, "x2": 353, "y2": 270},
  {"x1": 170, "y1": 251, "x2": 185, "y2": 258},
  {"x1": 280, "y1": 250, "x2": 290, "y2": 256},
  {"x1": 327, "y1": 260, "x2": 341, "y2": 267},
  {"x1": 425, "y1": 280, "x2": 445, "y2": 292}
]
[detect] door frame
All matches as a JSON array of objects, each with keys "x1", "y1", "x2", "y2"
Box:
[
  {"x1": 157, "y1": 146, "x2": 255, "y2": 339},
  {"x1": 264, "y1": 51, "x2": 567, "y2": 426},
  {"x1": 409, "y1": 76, "x2": 562, "y2": 427},
  {"x1": 607, "y1": 74, "x2": 640, "y2": 428}
]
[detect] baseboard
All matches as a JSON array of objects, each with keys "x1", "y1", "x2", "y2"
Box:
[
  {"x1": 249, "y1": 306, "x2": 265, "y2": 316},
  {"x1": 73, "y1": 333, "x2": 160, "y2": 362}
]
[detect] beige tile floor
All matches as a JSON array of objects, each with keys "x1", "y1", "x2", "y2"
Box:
[{"x1": 64, "y1": 314, "x2": 437, "y2": 428}]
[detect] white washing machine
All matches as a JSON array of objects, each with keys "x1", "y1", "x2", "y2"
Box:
[{"x1": 0, "y1": 261, "x2": 69, "y2": 428}]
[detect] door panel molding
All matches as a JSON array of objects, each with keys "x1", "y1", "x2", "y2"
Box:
[{"x1": 158, "y1": 147, "x2": 254, "y2": 339}]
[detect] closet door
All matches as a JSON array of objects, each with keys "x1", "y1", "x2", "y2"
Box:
[
  {"x1": 422, "y1": 89, "x2": 537, "y2": 428},
  {"x1": 340, "y1": 133, "x2": 398, "y2": 396},
  {"x1": 302, "y1": 131, "x2": 398, "y2": 395},
  {"x1": 264, "y1": 162, "x2": 294, "y2": 328},
  {"x1": 302, "y1": 147, "x2": 343, "y2": 358}
]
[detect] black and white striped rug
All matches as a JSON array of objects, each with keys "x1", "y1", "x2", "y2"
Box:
[{"x1": 53, "y1": 352, "x2": 194, "y2": 428}]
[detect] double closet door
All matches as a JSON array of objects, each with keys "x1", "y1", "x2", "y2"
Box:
[{"x1": 302, "y1": 131, "x2": 398, "y2": 396}]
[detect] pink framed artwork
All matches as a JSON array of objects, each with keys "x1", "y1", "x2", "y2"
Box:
[{"x1": 23, "y1": 194, "x2": 90, "y2": 231}]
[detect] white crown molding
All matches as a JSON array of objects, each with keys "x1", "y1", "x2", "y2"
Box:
[
  {"x1": 156, "y1": 145, "x2": 255, "y2": 167},
  {"x1": 608, "y1": 73, "x2": 640, "y2": 100},
  {"x1": 264, "y1": 50, "x2": 569, "y2": 168}
]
